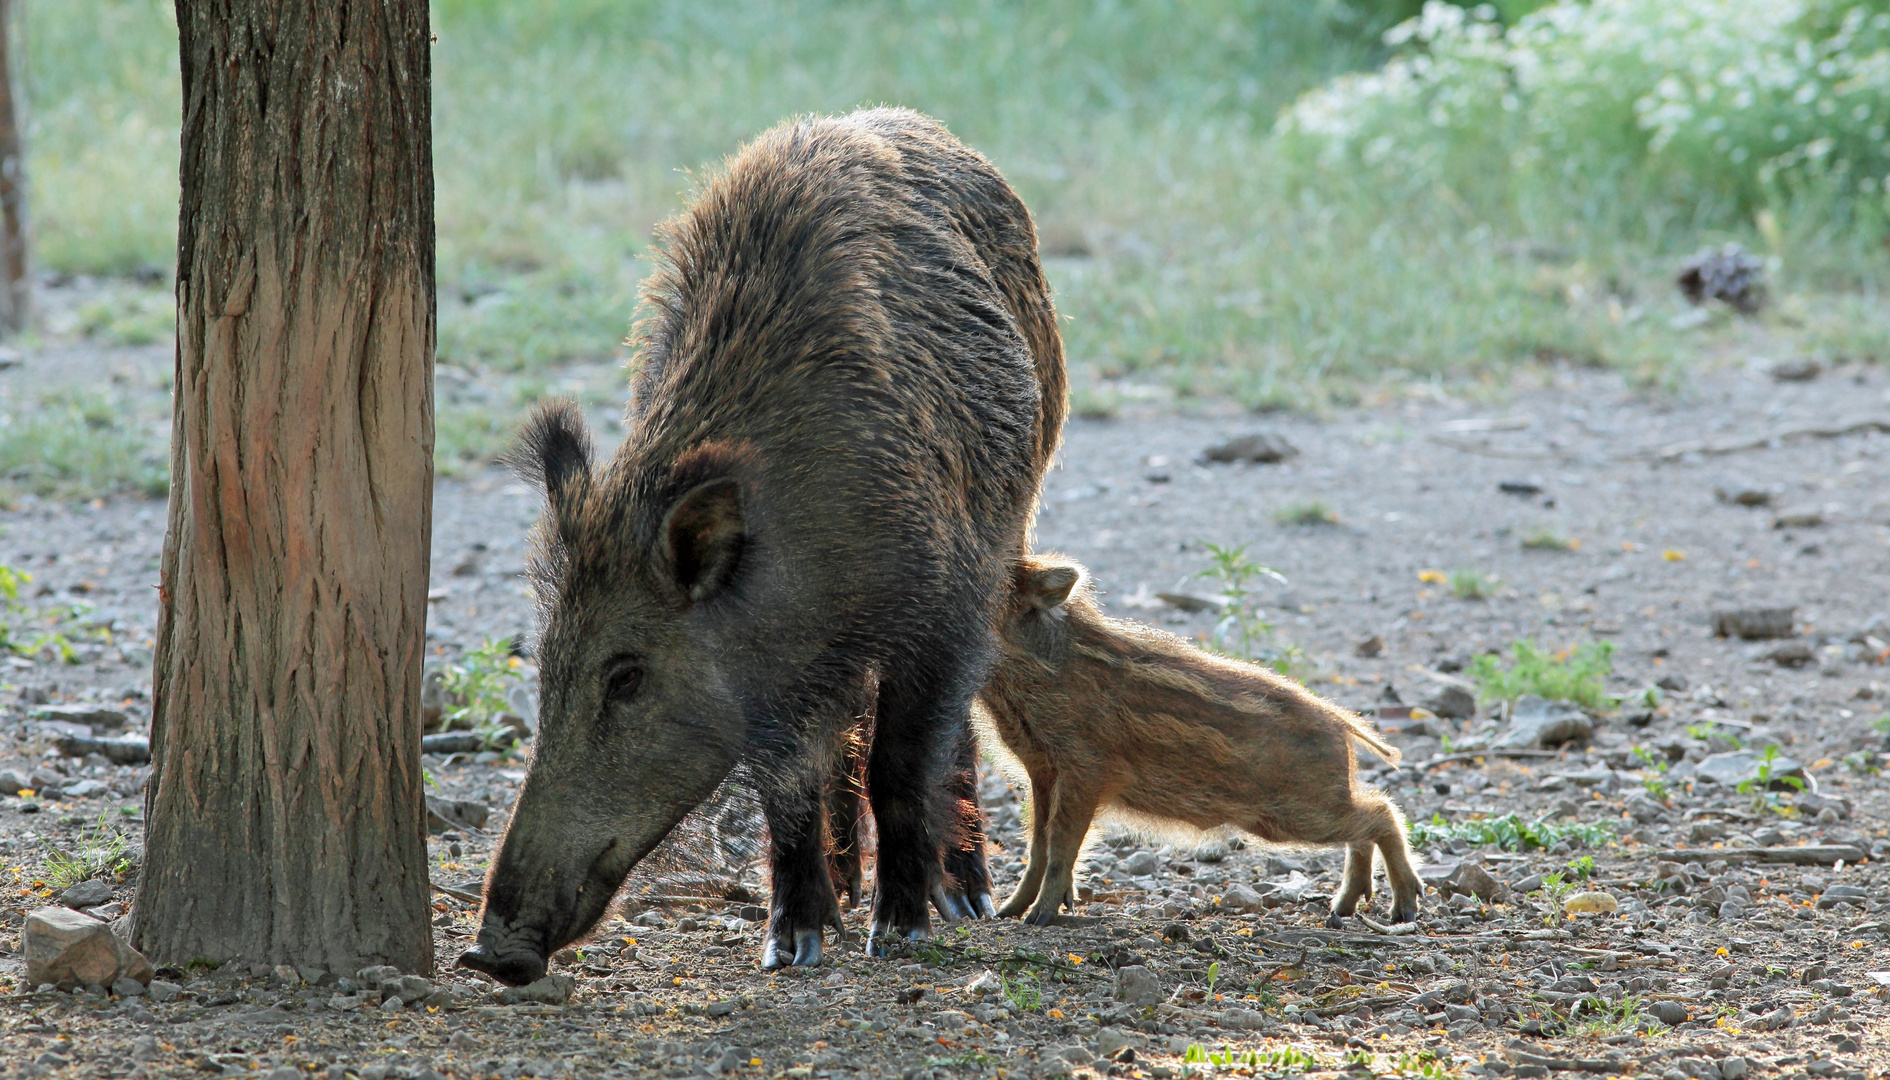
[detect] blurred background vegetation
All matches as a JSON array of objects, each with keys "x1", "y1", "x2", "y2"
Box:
[{"x1": 12, "y1": 0, "x2": 1890, "y2": 489}]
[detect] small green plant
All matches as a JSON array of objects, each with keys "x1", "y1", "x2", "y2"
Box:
[
  {"x1": 1521, "y1": 527, "x2": 1575, "y2": 551},
  {"x1": 1573, "y1": 993, "x2": 1646, "y2": 1037},
  {"x1": 1841, "y1": 750, "x2": 1881, "y2": 777},
  {"x1": 1687, "y1": 721, "x2": 1743, "y2": 749},
  {"x1": 1872, "y1": 715, "x2": 1890, "y2": 736},
  {"x1": 41, "y1": 812, "x2": 134, "y2": 888},
  {"x1": 1535, "y1": 870, "x2": 1576, "y2": 924},
  {"x1": 1408, "y1": 812, "x2": 1613, "y2": 852},
  {"x1": 1631, "y1": 746, "x2": 1671, "y2": 801},
  {"x1": 1467, "y1": 639, "x2": 1616, "y2": 711},
  {"x1": 1275, "y1": 501, "x2": 1338, "y2": 526},
  {"x1": 1449, "y1": 568, "x2": 1497, "y2": 600},
  {"x1": 1566, "y1": 855, "x2": 1595, "y2": 880},
  {"x1": 1195, "y1": 542, "x2": 1286, "y2": 665},
  {"x1": 1001, "y1": 971, "x2": 1042, "y2": 1013},
  {"x1": 1206, "y1": 960, "x2": 1221, "y2": 997},
  {"x1": 438, "y1": 637, "x2": 526, "y2": 749},
  {"x1": 1737, "y1": 744, "x2": 1806, "y2": 813}
]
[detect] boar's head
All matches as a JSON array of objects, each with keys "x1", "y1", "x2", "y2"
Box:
[{"x1": 460, "y1": 402, "x2": 758, "y2": 985}]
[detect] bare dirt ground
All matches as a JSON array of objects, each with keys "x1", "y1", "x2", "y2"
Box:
[{"x1": 0, "y1": 327, "x2": 1888, "y2": 1080}]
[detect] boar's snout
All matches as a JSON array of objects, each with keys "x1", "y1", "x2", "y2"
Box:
[{"x1": 458, "y1": 939, "x2": 547, "y2": 987}]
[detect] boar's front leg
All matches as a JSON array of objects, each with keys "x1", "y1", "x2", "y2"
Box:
[
  {"x1": 761, "y1": 768, "x2": 845, "y2": 969},
  {"x1": 1021, "y1": 781, "x2": 1098, "y2": 927},
  {"x1": 995, "y1": 769, "x2": 1056, "y2": 918}
]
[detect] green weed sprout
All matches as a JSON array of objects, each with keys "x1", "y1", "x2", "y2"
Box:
[
  {"x1": 1631, "y1": 746, "x2": 1670, "y2": 800},
  {"x1": 1195, "y1": 543, "x2": 1288, "y2": 669},
  {"x1": 1737, "y1": 745, "x2": 1805, "y2": 814},
  {"x1": 1468, "y1": 639, "x2": 1616, "y2": 711},
  {"x1": 1275, "y1": 501, "x2": 1338, "y2": 527},
  {"x1": 1407, "y1": 811, "x2": 1612, "y2": 852},
  {"x1": 1450, "y1": 568, "x2": 1497, "y2": 600},
  {"x1": 440, "y1": 637, "x2": 527, "y2": 750}
]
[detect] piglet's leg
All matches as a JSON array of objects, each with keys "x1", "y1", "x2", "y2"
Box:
[
  {"x1": 1328, "y1": 841, "x2": 1376, "y2": 927},
  {"x1": 1376, "y1": 833, "x2": 1422, "y2": 923},
  {"x1": 1021, "y1": 783, "x2": 1096, "y2": 926},
  {"x1": 996, "y1": 771, "x2": 1056, "y2": 919}
]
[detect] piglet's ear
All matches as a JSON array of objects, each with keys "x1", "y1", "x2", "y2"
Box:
[
  {"x1": 663, "y1": 477, "x2": 745, "y2": 603},
  {"x1": 1024, "y1": 563, "x2": 1081, "y2": 611}
]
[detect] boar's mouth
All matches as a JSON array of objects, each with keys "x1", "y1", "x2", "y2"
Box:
[{"x1": 458, "y1": 833, "x2": 658, "y2": 986}]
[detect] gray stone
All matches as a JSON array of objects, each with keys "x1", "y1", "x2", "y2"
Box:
[
  {"x1": 1442, "y1": 862, "x2": 1500, "y2": 901},
  {"x1": 58, "y1": 778, "x2": 109, "y2": 798},
  {"x1": 495, "y1": 972, "x2": 574, "y2": 1006},
  {"x1": 0, "y1": 768, "x2": 28, "y2": 795},
  {"x1": 1202, "y1": 432, "x2": 1297, "y2": 465},
  {"x1": 1095, "y1": 1028, "x2": 1134, "y2": 1059},
  {"x1": 965, "y1": 969, "x2": 1003, "y2": 997},
  {"x1": 1763, "y1": 641, "x2": 1814, "y2": 667},
  {"x1": 31, "y1": 704, "x2": 129, "y2": 731},
  {"x1": 378, "y1": 994, "x2": 404, "y2": 1013},
  {"x1": 1421, "y1": 685, "x2": 1477, "y2": 720},
  {"x1": 51, "y1": 734, "x2": 150, "y2": 766},
  {"x1": 357, "y1": 964, "x2": 401, "y2": 988},
  {"x1": 1118, "y1": 850, "x2": 1160, "y2": 876},
  {"x1": 146, "y1": 979, "x2": 181, "y2": 1002},
  {"x1": 112, "y1": 976, "x2": 146, "y2": 997},
  {"x1": 60, "y1": 879, "x2": 114, "y2": 909},
  {"x1": 1220, "y1": 1007, "x2": 1267, "y2": 1030},
  {"x1": 1719, "y1": 1058, "x2": 1749, "y2": 1080},
  {"x1": 1053, "y1": 1045, "x2": 1097, "y2": 1065},
  {"x1": 23, "y1": 906, "x2": 152, "y2": 988},
  {"x1": 1712, "y1": 607, "x2": 1795, "y2": 640},
  {"x1": 1694, "y1": 750, "x2": 1806, "y2": 789},
  {"x1": 426, "y1": 796, "x2": 490, "y2": 834},
  {"x1": 1491, "y1": 696, "x2": 1593, "y2": 750},
  {"x1": 1650, "y1": 1000, "x2": 1690, "y2": 1026},
  {"x1": 1116, "y1": 965, "x2": 1162, "y2": 1007},
  {"x1": 266, "y1": 1068, "x2": 303, "y2": 1080},
  {"x1": 387, "y1": 974, "x2": 434, "y2": 1004},
  {"x1": 1625, "y1": 796, "x2": 1669, "y2": 824},
  {"x1": 1216, "y1": 883, "x2": 1266, "y2": 914}
]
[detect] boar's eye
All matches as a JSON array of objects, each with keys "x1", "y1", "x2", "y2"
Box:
[{"x1": 603, "y1": 661, "x2": 644, "y2": 706}]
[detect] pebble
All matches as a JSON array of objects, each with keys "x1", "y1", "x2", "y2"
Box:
[
  {"x1": 1650, "y1": 1000, "x2": 1690, "y2": 1026},
  {"x1": 1115, "y1": 965, "x2": 1161, "y2": 1007},
  {"x1": 1118, "y1": 850, "x2": 1159, "y2": 876},
  {"x1": 60, "y1": 879, "x2": 114, "y2": 909},
  {"x1": 495, "y1": 973, "x2": 574, "y2": 1006},
  {"x1": 146, "y1": 979, "x2": 181, "y2": 1002},
  {"x1": 1216, "y1": 883, "x2": 1266, "y2": 914},
  {"x1": 1202, "y1": 432, "x2": 1297, "y2": 464}
]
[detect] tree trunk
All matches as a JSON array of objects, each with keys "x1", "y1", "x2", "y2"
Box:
[
  {"x1": 0, "y1": 0, "x2": 28, "y2": 333},
  {"x1": 135, "y1": 0, "x2": 436, "y2": 974}
]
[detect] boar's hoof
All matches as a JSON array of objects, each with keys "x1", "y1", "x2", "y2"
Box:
[
  {"x1": 1389, "y1": 899, "x2": 1420, "y2": 924},
  {"x1": 457, "y1": 943, "x2": 547, "y2": 987},
  {"x1": 1021, "y1": 902, "x2": 1064, "y2": 927},
  {"x1": 1324, "y1": 912, "x2": 1347, "y2": 930},
  {"x1": 865, "y1": 926, "x2": 930, "y2": 958},
  {"x1": 930, "y1": 885, "x2": 994, "y2": 921},
  {"x1": 761, "y1": 928, "x2": 824, "y2": 969}
]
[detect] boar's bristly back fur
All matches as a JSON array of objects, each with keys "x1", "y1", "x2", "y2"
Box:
[
  {"x1": 980, "y1": 555, "x2": 1421, "y2": 928},
  {"x1": 466, "y1": 107, "x2": 1067, "y2": 982}
]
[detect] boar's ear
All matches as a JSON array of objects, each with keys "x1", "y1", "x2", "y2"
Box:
[
  {"x1": 1023, "y1": 563, "x2": 1081, "y2": 611},
  {"x1": 663, "y1": 477, "x2": 745, "y2": 603},
  {"x1": 512, "y1": 400, "x2": 595, "y2": 509}
]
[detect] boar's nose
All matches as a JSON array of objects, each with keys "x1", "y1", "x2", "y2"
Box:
[{"x1": 458, "y1": 941, "x2": 547, "y2": 987}]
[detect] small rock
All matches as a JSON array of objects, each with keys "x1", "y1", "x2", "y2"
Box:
[
  {"x1": 387, "y1": 974, "x2": 434, "y2": 1004},
  {"x1": 1677, "y1": 243, "x2": 1766, "y2": 313},
  {"x1": 23, "y1": 906, "x2": 153, "y2": 988},
  {"x1": 1562, "y1": 892, "x2": 1618, "y2": 915},
  {"x1": 30, "y1": 704, "x2": 130, "y2": 731},
  {"x1": 1202, "y1": 432, "x2": 1297, "y2": 464},
  {"x1": 146, "y1": 979, "x2": 181, "y2": 1002},
  {"x1": 426, "y1": 796, "x2": 490, "y2": 834},
  {"x1": 1356, "y1": 635, "x2": 1385, "y2": 659},
  {"x1": 704, "y1": 999, "x2": 737, "y2": 1017},
  {"x1": 1421, "y1": 684, "x2": 1476, "y2": 720},
  {"x1": 0, "y1": 768, "x2": 30, "y2": 795},
  {"x1": 1221, "y1": 1007, "x2": 1267, "y2": 1030},
  {"x1": 1768, "y1": 359, "x2": 1820, "y2": 382},
  {"x1": 59, "y1": 778, "x2": 109, "y2": 798},
  {"x1": 1155, "y1": 591, "x2": 1227, "y2": 614},
  {"x1": 934, "y1": 1010, "x2": 968, "y2": 1032},
  {"x1": 1764, "y1": 640, "x2": 1815, "y2": 667},
  {"x1": 1096, "y1": 1028, "x2": 1134, "y2": 1059},
  {"x1": 1442, "y1": 862, "x2": 1499, "y2": 902},
  {"x1": 421, "y1": 732, "x2": 484, "y2": 755},
  {"x1": 1773, "y1": 508, "x2": 1825, "y2": 529},
  {"x1": 1624, "y1": 796, "x2": 1669, "y2": 824},
  {"x1": 378, "y1": 994, "x2": 404, "y2": 1013},
  {"x1": 266, "y1": 1068, "x2": 303, "y2": 1080},
  {"x1": 495, "y1": 973, "x2": 574, "y2": 1006},
  {"x1": 357, "y1": 964, "x2": 400, "y2": 988},
  {"x1": 1192, "y1": 837, "x2": 1232, "y2": 863},
  {"x1": 1715, "y1": 489, "x2": 1773, "y2": 508},
  {"x1": 1492, "y1": 696, "x2": 1593, "y2": 750},
  {"x1": 112, "y1": 975, "x2": 146, "y2": 997},
  {"x1": 1718, "y1": 1058, "x2": 1749, "y2": 1080},
  {"x1": 1712, "y1": 607, "x2": 1795, "y2": 640},
  {"x1": 60, "y1": 879, "x2": 114, "y2": 910},
  {"x1": 1116, "y1": 965, "x2": 1162, "y2": 1007},
  {"x1": 965, "y1": 970, "x2": 1003, "y2": 997},
  {"x1": 1694, "y1": 749, "x2": 1806, "y2": 789},
  {"x1": 1118, "y1": 850, "x2": 1160, "y2": 876},
  {"x1": 1216, "y1": 884, "x2": 1265, "y2": 914},
  {"x1": 1650, "y1": 1000, "x2": 1690, "y2": 1026}
]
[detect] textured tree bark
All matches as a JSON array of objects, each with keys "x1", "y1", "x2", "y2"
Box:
[
  {"x1": 135, "y1": 0, "x2": 436, "y2": 973},
  {"x1": 0, "y1": 0, "x2": 29, "y2": 333}
]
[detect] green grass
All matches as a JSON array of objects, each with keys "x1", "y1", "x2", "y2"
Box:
[
  {"x1": 1449, "y1": 568, "x2": 1498, "y2": 599},
  {"x1": 18, "y1": 0, "x2": 1889, "y2": 427},
  {"x1": 1407, "y1": 811, "x2": 1614, "y2": 852},
  {"x1": 0, "y1": 388, "x2": 169, "y2": 500},
  {"x1": 1275, "y1": 500, "x2": 1340, "y2": 526},
  {"x1": 1468, "y1": 639, "x2": 1617, "y2": 710}
]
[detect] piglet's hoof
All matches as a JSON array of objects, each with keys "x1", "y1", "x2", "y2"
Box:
[
  {"x1": 865, "y1": 925, "x2": 929, "y2": 958},
  {"x1": 457, "y1": 943, "x2": 547, "y2": 987}
]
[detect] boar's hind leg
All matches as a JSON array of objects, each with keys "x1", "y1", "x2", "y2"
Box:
[
  {"x1": 826, "y1": 697, "x2": 872, "y2": 909},
  {"x1": 1021, "y1": 783, "x2": 1097, "y2": 927},
  {"x1": 995, "y1": 770, "x2": 1056, "y2": 919},
  {"x1": 935, "y1": 723, "x2": 996, "y2": 920},
  {"x1": 1373, "y1": 805, "x2": 1421, "y2": 923},
  {"x1": 760, "y1": 776, "x2": 845, "y2": 969}
]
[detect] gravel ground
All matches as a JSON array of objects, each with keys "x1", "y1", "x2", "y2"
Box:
[{"x1": 0, "y1": 334, "x2": 1887, "y2": 1080}]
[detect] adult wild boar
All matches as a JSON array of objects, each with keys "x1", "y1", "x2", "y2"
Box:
[{"x1": 459, "y1": 108, "x2": 1066, "y2": 983}]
